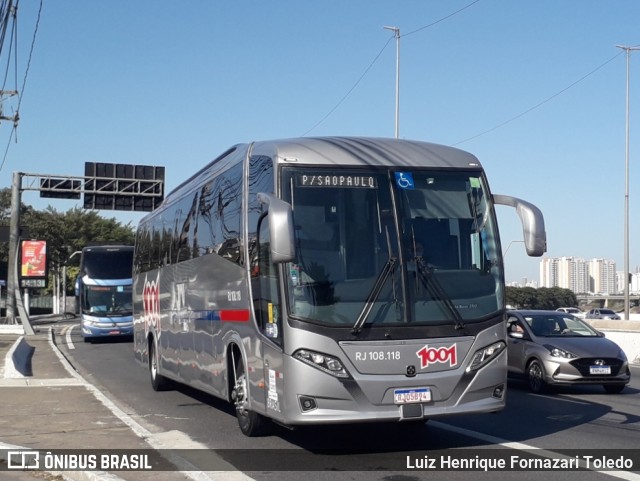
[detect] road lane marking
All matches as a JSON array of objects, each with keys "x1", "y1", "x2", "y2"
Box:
[
  {"x1": 64, "y1": 323, "x2": 76, "y2": 350},
  {"x1": 47, "y1": 328, "x2": 255, "y2": 481}
]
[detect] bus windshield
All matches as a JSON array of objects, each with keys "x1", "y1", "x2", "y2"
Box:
[
  {"x1": 81, "y1": 282, "x2": 133, "y2": 316},
  {"x1": 282, "y1": 168, "x2": 502, "y2": 328},
  {"x1": 79, "y1": 246, "x2": 134, "y2": 318},
  {"x1": 81, "y1": 249, "x2": 133, "y2": 279}
]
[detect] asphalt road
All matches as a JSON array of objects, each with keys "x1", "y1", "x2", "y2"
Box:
[{"x1": 52, "y1": 320, "x2": 640, "y2": 481}]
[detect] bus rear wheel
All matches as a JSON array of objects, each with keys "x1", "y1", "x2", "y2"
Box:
[
  {"x1": 149, "y1": 339, "x2": 170, "y2": 391},
  {"x1": 231, "y1": 350, "x2": 271, "y2": 437}
]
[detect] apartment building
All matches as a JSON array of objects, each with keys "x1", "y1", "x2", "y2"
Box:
[{"x1": 540, "y1": 257, "x2": 616, "y2": 294}]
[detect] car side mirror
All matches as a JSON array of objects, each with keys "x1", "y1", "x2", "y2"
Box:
[{"x1": 508, "y1": 331, "x2": 524, "y2": 340}]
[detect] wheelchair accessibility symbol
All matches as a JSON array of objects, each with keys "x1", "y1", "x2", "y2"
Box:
[{"x1": 395, "y1": 172, "x2": 414, "y2": 189}]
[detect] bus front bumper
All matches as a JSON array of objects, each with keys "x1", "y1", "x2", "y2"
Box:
[
  {"x1": 271, "y1": 349, "x2": 507, "y2": 426},
  {"x1": 81, "y1": 316, "x2": 134, "y2": 339}
]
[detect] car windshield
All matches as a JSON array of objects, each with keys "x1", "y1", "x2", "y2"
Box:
[
  {"x1": 524, "y1": 314, "x2": 599, "y2": 337},
  {"x1": 281, "y1": 167, "x2": 503, "y2": 328}
]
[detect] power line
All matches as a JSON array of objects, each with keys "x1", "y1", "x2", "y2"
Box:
[
  {"x1": 452, "y1": 50, "x2": 625, "y2": 146},
  {"x1": 16, "y1": 0, "x2": 42, "y2": 112},
  {"x1": 301, "y1": 0, "x2": 481, "y2": 136},
  {"x1": 0, "y1": 0, "x2": 16, "y2": 90},
  {"x1": 300, "y1": 36, "x2": 394, "y2": 137},
  {"x1": 0, "y1": 0, "x2": 43, "y2": 172},
  {"x1": 403, "y1": 0, "x2": 481, "y2": 38}
]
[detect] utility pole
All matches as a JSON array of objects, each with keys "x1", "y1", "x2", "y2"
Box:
[
  {"x1": 384, "y1": 26, "x2": 400, "y2": 139},
  {"x1": 616, "y1": 45, "x2": 640, "y2": 321},
  {"x1": 0, "y1": 90, "x2": 19, "y2": 123},
  {"x1": 6, "y1": 172, "x2": 34, "y2": 334}
]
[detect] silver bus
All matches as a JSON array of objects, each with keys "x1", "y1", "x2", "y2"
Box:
[{"x1": 132, "y1": 137, "x2": 546, "y2": 436}]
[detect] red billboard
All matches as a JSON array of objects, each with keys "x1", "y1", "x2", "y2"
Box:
[{"x1": 20, "y1": 240, "x2": 48, "y2": 287}]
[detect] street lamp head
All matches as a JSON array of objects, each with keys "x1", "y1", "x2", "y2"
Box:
[{"x1": 616, "y1": 44, "x2": 640, "y2": 51}]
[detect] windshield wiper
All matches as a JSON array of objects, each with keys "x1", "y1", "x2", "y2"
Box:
[
  {"x1": 415, "y1": 257, "x2": 465, "y2": 330},
  {"x1": 351, "y1": 257, "x2": 398, "y2": 334}
]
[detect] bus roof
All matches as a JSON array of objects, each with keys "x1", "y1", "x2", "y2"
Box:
[
  {"x1": 252, "y1": 137, "x2": 482, "y2": 170},
  {"x1": 151, "y1": 137, "x2": 484, "y2": 217}
]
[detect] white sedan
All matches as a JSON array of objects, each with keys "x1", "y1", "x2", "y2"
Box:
[{"x1": 556, "y1": 307, "x2": 586, "y2": 319}]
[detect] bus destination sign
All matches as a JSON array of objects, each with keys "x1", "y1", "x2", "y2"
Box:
[{"x1": 296, "y1": 174, "x2": 378, "y2": 188}]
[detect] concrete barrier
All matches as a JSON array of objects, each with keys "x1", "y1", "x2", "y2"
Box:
[
  {"x1": 587, "y1": 316, "x2": 640, "y2": 366},
  {"x1": 4, "y1": 335, "x2": 34, "y2": 378}
]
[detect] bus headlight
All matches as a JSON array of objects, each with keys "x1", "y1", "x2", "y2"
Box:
[
  {"x1": 466, "y1": 341, "x2": 506, "y2": 373},
  {"x1": 293, "y1": 349, "x2": 350, "y2": 379}
]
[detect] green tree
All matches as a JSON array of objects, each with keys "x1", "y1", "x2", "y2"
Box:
[
  {"x1": 506, "y1": 286, "x2": 578, "y2": 310},
  {"x1": 0, "y1": 188, "x2": 36, "y2": 266},
  {"x1": 506, "y1": 286, "x2": 538, "y2": 309}
]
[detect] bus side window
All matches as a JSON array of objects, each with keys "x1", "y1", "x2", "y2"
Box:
[{"x1": 252, "y1": 214, "x2": 282, "y2": 345}]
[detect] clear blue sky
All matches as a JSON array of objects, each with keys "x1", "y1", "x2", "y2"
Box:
[{"x1": 1, "y1": 0, "x2": 639, "y2": 283}]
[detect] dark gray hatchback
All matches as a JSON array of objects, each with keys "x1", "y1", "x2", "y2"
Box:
[{"x1": 506, "y1": 310, "x2": 631, "y2": 394}]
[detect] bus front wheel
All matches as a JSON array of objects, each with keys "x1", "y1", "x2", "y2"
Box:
[{"x1": 230, "y1": 349, "x2": 271, "y2": 437}]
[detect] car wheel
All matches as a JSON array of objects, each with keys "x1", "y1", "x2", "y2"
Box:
[
  {"x1": 603, "y1": 384, "x2": 625, "y2": 394},
  {"x1": 527, "y1": 359, "x2": 547, "y2": 394}
]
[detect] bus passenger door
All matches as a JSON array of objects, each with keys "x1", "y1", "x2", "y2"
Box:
[{"x1": 251, "y1": 216, "x2": 285, "y2": 421}]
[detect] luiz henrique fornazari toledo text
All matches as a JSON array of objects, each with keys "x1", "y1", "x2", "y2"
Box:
[{"x1": 406, "y1": 453, "x2": 636, "y2": 471}]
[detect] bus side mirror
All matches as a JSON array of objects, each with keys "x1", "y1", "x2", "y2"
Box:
[
  {"x1": 257, "y1": 193, "x2": 295, "y2": 263},
  {"x1": 493, "y1": 194, "x2": 547, "y2": 257}
]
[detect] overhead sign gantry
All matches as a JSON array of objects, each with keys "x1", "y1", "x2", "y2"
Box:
[{"x1": 4, "y1": 162, "x2": 165, "y2": 332}]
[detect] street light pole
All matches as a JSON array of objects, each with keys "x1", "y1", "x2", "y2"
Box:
[
  {"x1": 384, "y1": 26, "x2": 400, "y2": 138},
  {"x1": 616, "y1": 45, "x2": 640, "y2": 321},
  {"x1": 503, "y1": 240, "x2": 524, "y2": 258},
  {"x1": 62, "y1": 250, "x2": 82, "y2": 315}
]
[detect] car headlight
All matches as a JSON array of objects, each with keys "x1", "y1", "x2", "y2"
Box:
[
  {"x1": 618, "y1": 349, "x2": 627, "y2": 361},
  {"x1": 544, "y1": 344, "x2": 576, "y2": 359}
]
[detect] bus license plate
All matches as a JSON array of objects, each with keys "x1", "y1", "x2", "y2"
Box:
[
  {"x1": 590, "y1": 366, "x2": 611, "y2": 375},
  {"x1": 394, "y1": 388, "x2": 431, "y2": 404}
]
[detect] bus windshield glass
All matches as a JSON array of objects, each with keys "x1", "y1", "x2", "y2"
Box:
[
  {"x1": 81, "y1": 283, "x2": 133, "y2": 316},
  {"x1": 282, "y1": 168, "x2": 502, "y2": 327},
  {"x1": 81, "y1": 249, "x2": 133, "y2": 279}
]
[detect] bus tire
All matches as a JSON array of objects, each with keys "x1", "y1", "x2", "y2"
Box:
[
  {"x1": 231, "y1": 351, "x2": 271, "y2": 437},
  {"x1": 149, "y1": 339, "x2": 170, "y2": 391}
]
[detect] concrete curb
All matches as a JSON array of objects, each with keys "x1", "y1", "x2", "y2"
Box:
[
  {"x1": 3, "y1": 336, "x2": 32, "y2": 378},
  {"x1": 0, "y1": 324, "x2": 25, "y2": 335}
]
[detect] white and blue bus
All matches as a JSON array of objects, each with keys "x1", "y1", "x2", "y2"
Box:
[
  {"x1": 133, "y1": 137, "x2": 546, "y2": 436},
  {"x1": 78, "y1": 245, "x2": 134, "y2": 342}
]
